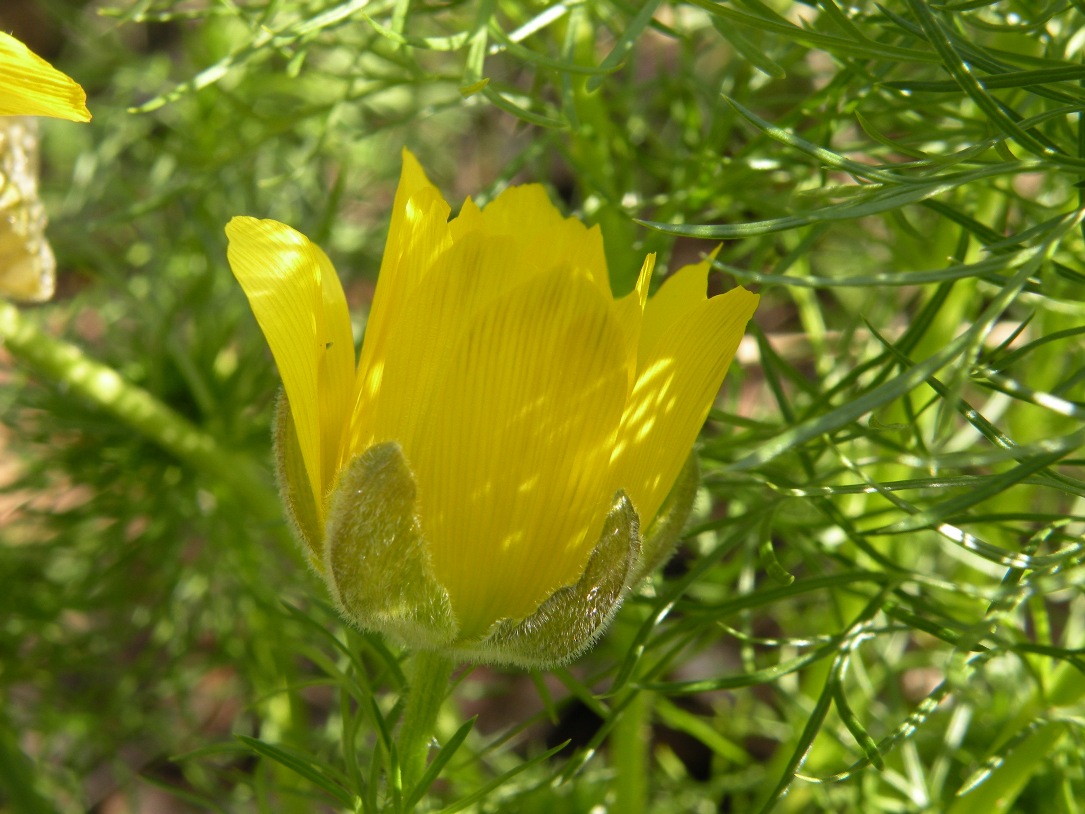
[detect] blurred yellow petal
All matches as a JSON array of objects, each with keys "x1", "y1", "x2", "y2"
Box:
[
  {"x1": 0, "y1": 117, "x2": 55, "y2": 302},
  {"x1": 0, "y1": 32, "x2": 90, "y2": 122},
  {"x1": 613, "y1": 267, "x2": 758, "y2": 524},
  {"x1": 226, "y1": 217, "x2": 355, "y2": 514},
  {"x1": 405, "y1": 265, "x2": 629, "y2": 636}
]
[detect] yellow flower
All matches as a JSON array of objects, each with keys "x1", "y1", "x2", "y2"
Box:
[
  {"x1": 0, "y1": 33, "x2": 89, "y2": 301},
  {"x1": 0, "y1": 31, "x2": 91, "y2": 121},
  {"x1": 226, "y1": 149, "x2": 757, "y2": 666}
]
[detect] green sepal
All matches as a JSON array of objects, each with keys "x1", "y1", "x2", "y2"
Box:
[
  {"x1": 323, "y1": 442, "x2": 458, "y2": 650},
  {"x1": 462, "y1": 492, "x2": 642, "y2": 669},
  {"x1": 632, "y1": 453, "x2": 699, "y2": 584},
  {"x1": 272, "y1": 389, "x2": 323, "y2": 566}
]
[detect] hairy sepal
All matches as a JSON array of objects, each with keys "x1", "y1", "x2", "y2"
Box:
[
  {"x1": 323, "y1": 442, "x2": 458, "y2": 650},
  {"x1": 632, "y1": 453, "x2": 700, "y2": 585},
  {"x1": 273, "y1": 390, "x2": 323, "y2": 567},
  {"x1": 462, "y1": 493, "x2": 642, "y2": 669}
]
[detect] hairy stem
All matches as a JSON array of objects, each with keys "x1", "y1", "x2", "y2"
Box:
[{"x1": 397, "y1": 649, "x2": 455, "y2": 797}]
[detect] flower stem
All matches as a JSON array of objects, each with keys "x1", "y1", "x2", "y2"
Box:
[
  {"x1": 612, "y1": 689, "x2": 651, "y2": 814},
  {"x1": 0, "y1": 301, "x2": 281, "y2": 525},
  {"x1": 397, "y1": 649, "x2": 454, "y2": 796}
]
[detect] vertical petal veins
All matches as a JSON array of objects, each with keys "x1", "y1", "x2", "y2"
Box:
[
  {"x1": 0, "y1": 32, "x2": 90, "y2": 121},
  {"x1": 614, "y1": 260, "x2": 758, "y2": 524},
  {"x1": 229, "y1": 149, "x2": 759, "y2": 663},
  {"x1": 405, "y1": 266, "x2": 629, "y2": 637},
  {"x1": 348, "y1": 157, "x2": 452, "y2": 460},
  {"x1": 226, "y1": 217, "x2": 355, "y2": 516}
]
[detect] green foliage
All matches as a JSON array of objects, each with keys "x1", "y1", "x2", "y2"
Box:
[{"x1": 2, "y1": 0, "x2": 1084, "y2": 812}]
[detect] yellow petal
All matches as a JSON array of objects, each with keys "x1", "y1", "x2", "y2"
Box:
[
  {"x1": 358, "y1": 226, "x2": 571, "y2": 454},
  {"x1": 357, "y1": 231, "x2": 498, "y2": 450},
  {"x1": 452, "y1": 183, "x2": 611, "y2": 296},
  {"x1": 637, "y1": 248, "x2": 721, "y2": 363},
  {"x1": 348, "y1": 149, "x2": 451, "y2": 460},
  {"x1": 448, "y1": 195, "x2": 483, "y2": 236},
  {"x1": 0, "y1": 32, "x2": 90, "y2": 122},
  {"x1": 613, "y1": 253, "x2": 656, "y2": 380},
  {"x1": 351, "y1": 168, "x2": 618, "y2": 465},
  {"x1": 350, "y1": 181, "x2": 618, "y2": 458},
  {"x1": 226, "y1": 217, "x2": 355, "y2": 515},
  {"x1": 0, "y1": 117, "x2": 56, "y2": 302},
  {"x1": 404, "y1": 265, "x2": 630, "y2": 637},
  {"x1": 353, "y1": 191, "x2": 613, "y2": 459},
  {"x1": 613, "y1": 259, "x2": 758, "y2": 525}
]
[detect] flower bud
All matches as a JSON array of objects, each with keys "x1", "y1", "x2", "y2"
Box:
[{"x1": 227, "y1": 149, "x2": 757, "y2": 666}]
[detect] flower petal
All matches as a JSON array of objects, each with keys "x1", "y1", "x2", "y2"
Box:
[
  {"x1": 348, "y1": 149, "x2": 451, "y2": 460},
  {"x1": 356, "y1": 227, "x2": 574, "y2": 454},
  {"x1": 452, "y1": 183, "x2": 611, "y2": 297},
  {"x1": 404, "y1": 265, "x2": 630, "y2": 637},
  {"x1": 613, "y1": 253, "x2": 656, "y2": 382},
  {"x1": 351, "y1": 182, "x2": 622, "y2": 461},
  {"x1": 226, "y1": 217, "x2": 355, "y2": 515},
  {"x1": 613, "y1": 259, "x2": 758, "y2": 525},
  {"x1": 0, "y1": 32, "x2": 90, "y2": 121},
  {"x1": 637, "y1": 249, "x2": 721, "y2": 363}
]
